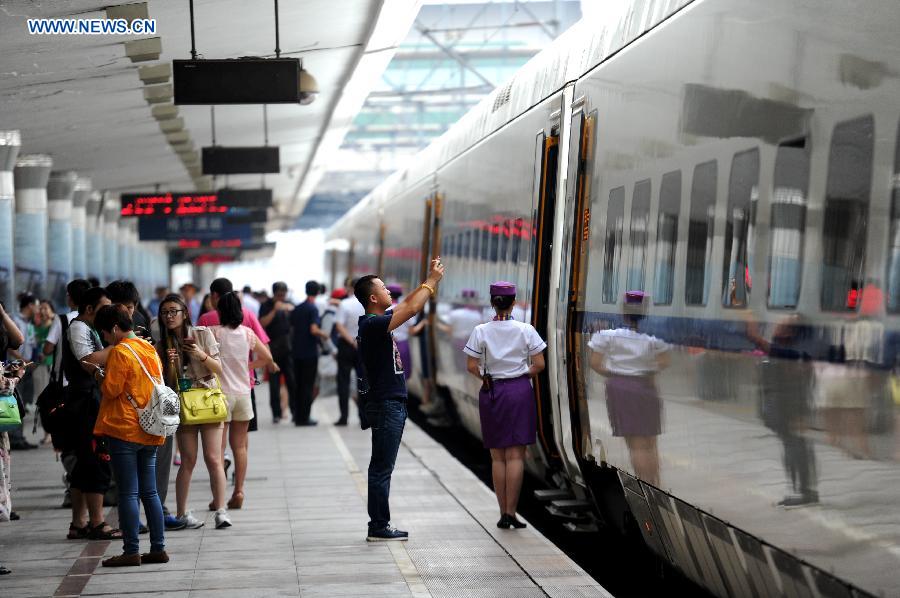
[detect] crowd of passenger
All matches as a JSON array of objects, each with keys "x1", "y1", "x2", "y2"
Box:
[
  {"x1": 1, "y1": 259, "x2": 554, "y2": 573},
  {"x1": 0, "y1": 275, "x2": 379, "y2": 570}
]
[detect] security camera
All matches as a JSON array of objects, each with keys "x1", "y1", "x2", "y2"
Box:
[{"x1": 299, "y1": 69, "x2": 319, "y2": 105}]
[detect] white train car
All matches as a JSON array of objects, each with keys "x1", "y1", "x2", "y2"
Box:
[{"x1": 327, "y1": 1, "x2": 900, "y2": 595}]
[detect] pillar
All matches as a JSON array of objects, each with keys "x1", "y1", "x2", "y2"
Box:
[
  {"x1": 85, "y1": 191, "x2": 104, "y2": 284},
  {"x1": 13, "y1": 154, "x2": 52, "y2": 298},
  {"x1": 103, "y1": 196, "x2": 119, "y2": 284},
  {"x1": 0, "y1": 131, "x2": 20, "y2": 308},
  {"x1": 71, "y1": 177, "x2": 90, "y2": 281},
  {"x1": 47, "y1": 170, "x2": 78, "y2": 309}
]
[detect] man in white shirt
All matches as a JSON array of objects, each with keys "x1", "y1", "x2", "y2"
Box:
[
  {"x1": 242, "y1": 286, "x2": 261, "y2": 317},
  {"x1": 332, "y1": 287, "x2": 365, "y2": 425}
]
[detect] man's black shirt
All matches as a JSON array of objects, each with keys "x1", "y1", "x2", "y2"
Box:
[{"x1": 357, "y1": 311, "x2": 406, "y2": 401}]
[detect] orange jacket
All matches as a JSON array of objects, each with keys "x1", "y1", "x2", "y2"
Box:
[{"x1": 94, "y1": 337, "x2": 166, "y2": 446}]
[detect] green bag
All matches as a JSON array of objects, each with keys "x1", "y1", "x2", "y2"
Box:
[{"x1": 0, "y1": 395, "x2": 22, "y2": 432}]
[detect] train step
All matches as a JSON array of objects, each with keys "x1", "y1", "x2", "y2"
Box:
[
  {"x1": 550, "y1": 499, "x2": 593, "y2": 512},
  {"x1": 533, "y1": 489, "x2": 573, "y2": 502},
  {"x1": 563, "y1": 521, "x2": 600, "y2": 533}
]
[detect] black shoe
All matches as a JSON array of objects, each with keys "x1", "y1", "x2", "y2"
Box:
[
  {"x1": 0, "y1": 565, "x2": 10, "y2": 575},
  {"x1": 138, "y1": 523, "x2": 149, "y2": 534},
  {"x1": 9, "y1": 511, "x2": 20, "y2": 521},
  {"x1": 294, "y1": 419, "x2": 318, "y2": 427},
  {"x1": 366, "y1": 526, "x2": 409, "y2": 542},
  {"x1": 497, "y1": 515, "x2": 511, "y2": 529},
  {"x1": 9, "y1": 441, "x2": 37, "y2": 451},
  {"x1": 272, "y1": 417, "x2": 280, "y2": 424},
  {"x1": 505, "y1": 514, "x2": 527, "y2": 529},
  {"x1": 334, "y1": 419, "x2": 348, "y2": 427},
  {"x1": 777, "y1": 492, "x2": 818, "y2": 508}
]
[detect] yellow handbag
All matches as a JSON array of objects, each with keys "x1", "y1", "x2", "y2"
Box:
[{"x1": 180, "y1": 381, "x2": 228, "y2": 425}]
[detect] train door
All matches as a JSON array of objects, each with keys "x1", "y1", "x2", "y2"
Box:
[
  {"x1": 551, "y1": 90, "x2": 597, "y2": 485},
  {"x1": 529, "y1": 108, "x2": 564, "y2": 474}
]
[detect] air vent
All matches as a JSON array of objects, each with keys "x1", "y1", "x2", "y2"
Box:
[{"x1": 492, "y1": 83, "x2": 512, "y2": 112}]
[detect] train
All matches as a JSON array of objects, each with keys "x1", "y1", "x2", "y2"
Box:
[{"x1": 326, "y1": 1, "x2": 900, "y2": 596}]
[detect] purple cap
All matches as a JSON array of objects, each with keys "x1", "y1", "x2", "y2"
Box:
[
  {"x1": 387, "y1": 284, "x2": 403, "y2": 295},
  {"x1": 461, "y1": 289, "x2": 478, "y2": 299},
  {"x1": 489, "y1": 281, "x2": 517, "y2": 297},
  {"x1": 624, "y1": 290, "x2": 647, "y2": 304}
]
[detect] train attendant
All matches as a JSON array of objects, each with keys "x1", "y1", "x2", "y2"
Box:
[
  {"x1": 464, "y1": 281, "x2": 546, "y2": 529},
  {"x1": 387, "y1": 284, "x2": 426, "y2": 380},
  {"x1": 587, "y1": 291, "x2": 669, "y2": 486}
]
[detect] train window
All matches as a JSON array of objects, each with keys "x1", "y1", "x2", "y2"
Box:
[
  {"x1": 888, "y1": 123, "x2": 900, "y2": 312},
  {"x1": 499, "y1": 221, "x2": 510, "y2": 263},
  {"x1": 511, "y1": 217, "x2": 523, "y2": 263},
  {"x1": 462, "y1": 230, "x2": 472, "y2": 259},
  {"x1": 490, "y1": 225, "x2": 500, "y2": 262},
  {"x1": 722, "y1": 148, "x2": 760, "y2": 308},
  {"x1": 602, "y1": 186, "x2": 626, "y2": 303},
  {"x1": 481, "y1": 228, "x2": 490, "y2": 261},
  {"x1": 626, "y1": 179, "x2": 651, "y2": 291},
  {"x1": 768, "y1": 137, "x2": 810, "y2": 309},
  {"x1": 821, "y1": 115, "x2": 874, "y2": 312},
  {"x1": 685, "y1": 160, "x2": 717, "y2": 306},
  {"x1": 653, "y1": 170, "x2": 681, "y2": 305}
]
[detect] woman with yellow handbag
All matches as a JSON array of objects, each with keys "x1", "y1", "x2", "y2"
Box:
[{"x1": 156, "y1": 295, "x2": 231, "y2": 530}]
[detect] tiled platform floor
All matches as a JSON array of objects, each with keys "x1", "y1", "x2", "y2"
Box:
[{"x1": 0, "y1": 389, "x2": 610, "y2": 597}]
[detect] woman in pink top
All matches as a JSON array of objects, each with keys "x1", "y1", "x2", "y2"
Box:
[{"x1": 212, "y1": 293, "x2": 278, "y2": 510}]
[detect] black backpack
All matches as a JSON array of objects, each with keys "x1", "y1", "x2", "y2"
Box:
[{"x1": 36, "y1": 315, "x2": 84, "y2": 449}]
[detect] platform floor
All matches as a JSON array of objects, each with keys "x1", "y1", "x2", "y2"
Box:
[{"x1": 0, "y1": 389, "x2": 610, "y2": 597}]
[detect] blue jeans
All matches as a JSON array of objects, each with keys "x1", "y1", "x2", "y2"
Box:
[
  {"x1": 366, "y1": 399, "x2": 407, "y2": 530},
  {"x1": 108, "y1": 437, "x2": 165, "y2": 555}
]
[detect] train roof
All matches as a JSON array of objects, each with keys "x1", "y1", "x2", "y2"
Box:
[{"x1": 327, "y1": 0, "x2": 693, "y2": 241}]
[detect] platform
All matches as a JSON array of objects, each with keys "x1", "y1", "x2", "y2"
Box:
[{"x1": 0, "y1": 388, "x2": 610, "y2": 597}]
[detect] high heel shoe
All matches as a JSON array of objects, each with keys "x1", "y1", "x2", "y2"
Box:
[
  {"x1": 505, "y1": 514, "x2": 527, "y2": 529},
  {"x1": 497, "y1": 514, "x2": 511, "y2": 529},
  {"x1": 227, "y1": 492, "x2": 244, "y2": 510}
]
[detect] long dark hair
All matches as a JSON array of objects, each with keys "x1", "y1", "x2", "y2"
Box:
[
  {"x1": 156, "y1": 293, "x2": 192, "y2": 382},
  {"x1": 217, "y1": 291, "x2": 243, "y2": 329}
]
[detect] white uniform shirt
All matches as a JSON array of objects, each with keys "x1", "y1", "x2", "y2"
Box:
[
  {"x1": 463, "y1": 320, "x2": 546, "y2": 379},
  {"x1": 337, "y1": 296, "x2": 365, "y2": 340},
  {"x1": 446, "y1": 307, "x2": 484, "y2": 342},
  {"x1": 241, "y1": 292, "x2": 261, "y2": 317},
  {"x1": 587, "y1": 328, "x2": 669, "y2": 376}
]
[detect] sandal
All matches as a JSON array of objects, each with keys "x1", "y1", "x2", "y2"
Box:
[
  {"x1": 227, "y1": 492, "x2": 244, "y2": 510},
  {"x1": 67, "y1": 523, "x2": 89, "y2": 540},
  {"x1": 88, "y1": 522, "x2": 123, "y2": 540}
]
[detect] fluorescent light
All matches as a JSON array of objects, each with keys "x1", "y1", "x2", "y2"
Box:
[
  {"x1": 144, "y1": 83, "x2": 172, "y2": 103},
  {"x1": 151, "y1": 104, "x2": 178, "y2": 120},
  {"x1": 158, "y1": 118, "x2": 184, "y2": 133},
  {"x1": 139, "y1": 63, "x2": 171, "y2": 85}
]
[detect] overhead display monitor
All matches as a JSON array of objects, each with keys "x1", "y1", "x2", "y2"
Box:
[
  {"x1": 138, "y1": 217, "x2": 253, "y2": 241},
  {"x1": 202, "y1": 146, "x2": 280, "y2": 175},
  {"x1": 121, "y1": 190, "x2": 273, "y2": 215},
  {"x1": 173, "y1": 58, "x2": 301, "y2": 104}
]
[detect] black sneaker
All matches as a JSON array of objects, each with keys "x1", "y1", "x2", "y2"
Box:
[{"x1": 366, "y1": 526, "x2": 408, "y2": 542}]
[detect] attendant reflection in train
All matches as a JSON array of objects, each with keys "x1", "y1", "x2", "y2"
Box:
[
  {"x1": 587, "y1": 291, "x2": 668, "y2": 486},
  {"x1": 439, "y1": 289, "x2": 484, "y2": 373},
  {"x1": 387, "y1": 284, "x2": 426, "y2": 380},
  {"x1": 750, "y1": 314, "x2": 819, "y2": 507}
]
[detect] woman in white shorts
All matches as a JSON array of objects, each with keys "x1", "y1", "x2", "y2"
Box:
[{"x1": 212, "y1": 292, "x2": 277, "y2": 510}]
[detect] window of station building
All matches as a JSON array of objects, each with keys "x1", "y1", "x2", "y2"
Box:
[
  {"x1": 888, "y1": 123, "x2": 900, "y2": 313},
  {"x1": 626, "y1": 179, "x2": 651, "y2": 291},
  {"x1": 601, "y1": 186, "x2": 626, "y2": 303},
  {"x1": 768, "y1": 137, "x2": 810, "y2": 309},
  {"x1": 722, "y1": 148, "x2": 759, "y2": 308},
  {"x1": 821, "y1": 115, "x2": 874, "y2": 312},
  {"x1": 685, "y1": 160, "x2": 717, "y2": 306},
  {"x1": 653, "y1": 170, "x2": 681, "y2": 305}
]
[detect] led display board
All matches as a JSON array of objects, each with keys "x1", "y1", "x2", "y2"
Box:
[{"x1": 120, "y1": 190, "x2": 273, "y2": 215}]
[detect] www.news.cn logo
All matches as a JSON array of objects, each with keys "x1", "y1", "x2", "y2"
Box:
[{"x1": 27, "y1": 18, "x2": 156, "y2": 35}]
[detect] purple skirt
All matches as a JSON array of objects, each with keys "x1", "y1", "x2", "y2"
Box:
[
  {"x1": 605, "y1": 375, "x2": 662, "y2": 437},
  {"x1": 479, "y1": 375, "x2": 536, "y2": 448},
  {"x1": 396, "y1": 339, "x2": 412, "y2": 381}
]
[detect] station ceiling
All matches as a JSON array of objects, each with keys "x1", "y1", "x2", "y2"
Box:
[{"x1": 0, "y1": 0, "x2": 418, "y2": 229}]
